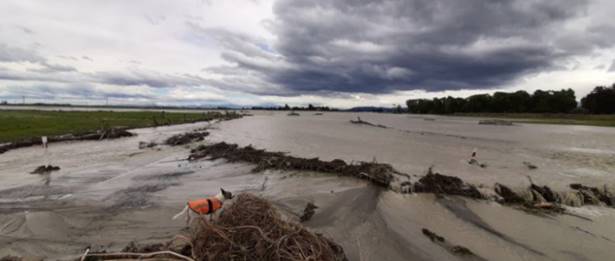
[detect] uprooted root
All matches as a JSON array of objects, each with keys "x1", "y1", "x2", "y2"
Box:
[
  {"x1": 189, "y1": 142, "x2": 400, "y2": 187},
  {"x1": 191, "y1": 193, "x2": 347, "y2": 261}
]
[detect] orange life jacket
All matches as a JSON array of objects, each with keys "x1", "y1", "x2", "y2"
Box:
[{"x1": 188, "y1": 198, "x2": 223, "y2": 215}]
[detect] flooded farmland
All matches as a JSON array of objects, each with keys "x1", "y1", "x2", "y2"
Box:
[{"x1": 2, "y1": 111, "x2": 615, "y2": 261}]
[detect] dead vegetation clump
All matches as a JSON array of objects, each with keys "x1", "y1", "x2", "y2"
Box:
[
  {"x1": 191, "y1": 193, "x2": 347, "y2": 261},
  {"x1": 189, "y1": 142, "x2": 397, "y2": 187},
  {"x1": 165, "y1": 131, "x2": 210, "y2": 146}
]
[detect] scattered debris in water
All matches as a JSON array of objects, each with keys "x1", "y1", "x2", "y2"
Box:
[
  {"x1": 314, "y1": 112, "x2": 324, "y2": 116},
  {"x1": 421, "y1": 228, "x2": 486, "y2": 261},
  {"x1": 523, "y1": 161, "x2": 538, "y2": 170},
  {"x1": 423, "y1": 118, "x2": 436, "y2": 121},
  {"x1": 189, "y1": 142, "x2": 401, "y2": 188},
  {"x1": 349, "y1": 117, "x2": 388, "y2": 128},
  {"x1": 288, "y1": 111, "x2": 300, "y2": 116},
  {"x1": 478, "y1": 119, "x2": 514, "y2": 126},
  {"x1": 165, "y1": 131, "x2": 209, "y2": 146},
  {"x1": 138, "y1": 141, "x2": 157, "y2": 149},
  {"x1": 300, "y1": 202, "x2": 318, "y2": 222},
  {"x1": 30, "y1": 165, "x2": 60, "y2": 174}
]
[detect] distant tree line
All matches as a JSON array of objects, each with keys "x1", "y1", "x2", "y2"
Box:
[
  {"x1": 406, "y1": 85, "x2": 615, "y2": 114},
  {"x1": 251, "y1": 104, "x2": 335, "y2": 111}
]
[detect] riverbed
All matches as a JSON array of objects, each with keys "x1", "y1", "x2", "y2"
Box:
[{"x1": 1, "y1": 111, "x2": 614, "y2": 260}]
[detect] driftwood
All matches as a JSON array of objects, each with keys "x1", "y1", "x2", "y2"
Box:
[
  {"x1": 30, "y1": 165, "x2": 60, "y2": 174},
  {"x1": 349, "y1": 117, "x2": 387, "y2": 128}
]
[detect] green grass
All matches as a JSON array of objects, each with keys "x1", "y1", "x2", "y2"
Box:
[
  {"x1": 0, "y1": 110, "x2": 236, "y2": 143},
  {"x1": 452, "y1": 113, "x2": 615, "y2": 127}
]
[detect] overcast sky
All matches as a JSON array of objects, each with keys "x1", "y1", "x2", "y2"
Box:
[{"x1": 1, "y1": 0, "x2": 614, "y2": 108}]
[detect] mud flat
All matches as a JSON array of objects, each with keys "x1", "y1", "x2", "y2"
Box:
[{"x1": 2, "y1": 111, "x2": 615, "y2": 261}]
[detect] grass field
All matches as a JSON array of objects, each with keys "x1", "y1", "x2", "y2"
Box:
[
  {"x1": 453, "y1": 113, "x2": 615, "y2": 127},
  {"x1": 0, "y1": 110, "x2": 235, "y2": 143}
]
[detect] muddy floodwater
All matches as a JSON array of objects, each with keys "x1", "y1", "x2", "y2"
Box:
[{"x1": 2, "y1": 111, "x2": 615, "y2": 260}]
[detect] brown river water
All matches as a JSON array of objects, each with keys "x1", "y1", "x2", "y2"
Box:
[{"x1": 1, "y1": 111, "x2": 615, "y2": 260}]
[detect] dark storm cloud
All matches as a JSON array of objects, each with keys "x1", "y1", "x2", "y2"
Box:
[{"x1": 203, "y1": 0, "x2": 611, "y2": 94}]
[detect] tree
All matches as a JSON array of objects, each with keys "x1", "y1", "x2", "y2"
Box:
[{"x1": 581, "y1": 84, "x2": 615, "y2": 114}]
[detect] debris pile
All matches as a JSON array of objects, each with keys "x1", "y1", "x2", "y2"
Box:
[
  {"x1": 30, "y1": 165, "x2": 61, "y2": 174},
  {"x1": 570, "y1": 183, "x2": 614, "y2": 206},
  {"x1": 189, "y1": 142, "x2": 398, "y2": 187},
  {"x1": 165, "y1": 131, "x2": 209, "y2": 146},
  {"x1": 478, "y1": 119, "x2": 514, "y2": 126},
  {"x1": 191, "y1": 193, "x2": 347, "y2": 261},
  {"x1": 421, "y1": 228, "x2": 486, "y2": 261},
  {"x1": 349, "y1": 117, "x2": 388, "y2": 128},
  {"x1": 413, "y1": 169, "x2": 484, "y2": 199}
]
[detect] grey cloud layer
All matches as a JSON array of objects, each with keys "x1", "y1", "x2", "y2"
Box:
[{"x1": 205, "y1": 0, "x2": 612, "y2": 94}]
